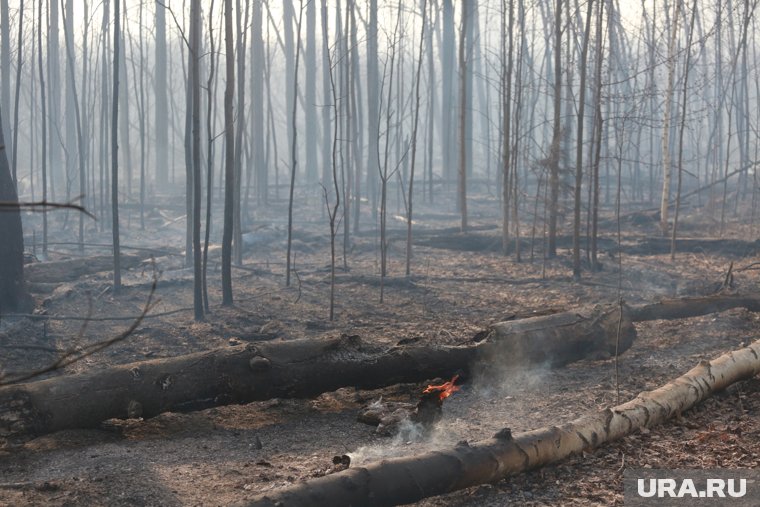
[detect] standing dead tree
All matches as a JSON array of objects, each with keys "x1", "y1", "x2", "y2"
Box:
[
  {"x1": 457, "y1": 0, "x2": 468, "y2": 232},
  {"x1": 285, "y1": 0, "x2": 305, "y2": 288},
  {"x1": 324, "y1": 20, "x2": 341, "y2": 321},
  {"x1": 659, "y1": 0, "x2": 679, "y2": 237},
  {"x1": 221, "y1": 0, "x2": 235, "y2": 305},
  {"x1": 405, "y1": 0, "x2": 428, "y2": 277},
  {"x1": 111, "y1": 0, "x2": 122, "y2": 292}
]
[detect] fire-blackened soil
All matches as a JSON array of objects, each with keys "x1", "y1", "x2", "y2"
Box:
[{"x1": 1, "y1": 193, "x2": 759, "y2": 506}]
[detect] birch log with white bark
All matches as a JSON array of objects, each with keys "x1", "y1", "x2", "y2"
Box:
[{"x1": 246, "y1": 339, "x2": 760, "y2": 507}]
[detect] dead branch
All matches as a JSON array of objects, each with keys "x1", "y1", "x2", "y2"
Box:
[
  {"x1": 0, "y1": 198, "x2": 96, "y2": 220},
  {"x1": 0, "y1": 264, "x2": 159, "y2": 385}
]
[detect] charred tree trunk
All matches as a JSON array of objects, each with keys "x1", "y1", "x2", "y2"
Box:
[
  {"x1": 221, "y1": 0, "x2": 235, "y2": 306},
  {"x1": 0, "y1": 104, "x2": 26, "y2": 312},
  {"x1": 0, "y1": 305, "x2": 633, "y2": 438},
  {"x1": 111, "y1": 0, "x2": 122, "y2": 292},
  {"x1": 630, "y1": 294, "x2": 760, "y2": 321},
  {"x1": 247, "y1": 340, "x2": 760, "y2": 507}
]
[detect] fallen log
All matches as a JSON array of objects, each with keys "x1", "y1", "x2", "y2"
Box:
[
  {"x1": 25, "y1": 254, "x2": 143, "y2": 283},
  {"x1": 630, "y1": 294, "x2": 760, "y2": 321},
  {"x1": 245, "y1": 339, "x2": 760, "y2": 507},
  {"x1": 0, "y1": 305, "x2": 632, "y2": 438}
]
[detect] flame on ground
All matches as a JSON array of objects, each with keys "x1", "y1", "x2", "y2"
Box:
[{"x1": 423, "y1": 374, "x2": 461, "y2": 401}]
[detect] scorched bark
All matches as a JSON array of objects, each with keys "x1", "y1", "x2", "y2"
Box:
[
  {"x1": 0, "y1": 305, "x2": 632, "y2": 438},
  {"x1": 245, "y1": 339, "x2": 760, "y2": 507}
]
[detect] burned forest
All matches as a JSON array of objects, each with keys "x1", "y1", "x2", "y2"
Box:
[{"x1": 2, "y1": 0, "x2": 760, "y2": 505}]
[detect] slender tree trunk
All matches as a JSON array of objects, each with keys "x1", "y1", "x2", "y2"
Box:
[
  {"x1": 285, "y1": 1, "x2": 304, "y2": 287},
  {"x1": 190, "y1": 0, "x2": 203, "y2": 320},
  {"x1": 38, "y1": 0, "x2": 49, "y2": 256},
  {"x1": 502, "y1": 0, "x2": 514, "y2": 254},
  {"x1": 659, "y1": 0, "x2": 679, "y2": 236},
  {"x1": 155, "y1": 0, "x2": 168, "y2": 187},
  {"x1": 671, "y1": 0, "x2": 698, "y2": 260},
  {"x1": 233, "y1": 0, "x2": 249, "y2": 266},
  {"x1": 457, "y1": 0, "x2": 468, "y2": 232},
  {"x1": 304, "y1": 0, "x2": 317, "y2": 184},
  {"x1": 366, "y1": 0, "x2": 379, "y2": 222},
  {"x1": 10, "y1": 0, "x2": 24, "y2": 186},
  {"x1": 48, "y1": 0, "x2": 60, "y2": 202},
  {"x1": 111, "y1": 0, "x2": 122, "y2": 292},
  {"x1": 406, "y1": 0, "x2": 428, "y2": 277},
  {"x1": 0, "y1": 104, "x2": 25, "y2": 312},
  {"x1": 589, "y1": 0, "x2": 605, "y2": 271},
  {"x1": 349, "y1": 0, "x2": 363, "y2": 236},
  {"x1": 572, "y1": 0, "x2": 594, "y2": 280},
  {"x1": 1, "y1": 0, "x2": 11, "y2": 162},
  {"x1": 221, "y1": 0, "x2": 235, "y2": 306},
  {"x1": 547, "y1": 0, "x2": 562, "y2": 258},
  {"x1": 61, "y1": 0, "x2": 87, "y2": 253},
  {"x1": 251, "y1": 0, "x2": 265, "y2": 205},
  {"x1": 202, "y1": 1, "x2": 218, "y2": 312},
  {"x1": 425, "y1": 4, "x2": 435, "y2": 203},
  {"x1": 320, "y1": 0, "x2": 331, "y2": 193}
]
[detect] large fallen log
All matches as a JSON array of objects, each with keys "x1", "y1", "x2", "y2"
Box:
[
  {"x1": 245, "y1": 339, "x2": 760, "y2": 507},
  {"x1": 630, "y1": 294, "x2": 760, "y2": 321},
  {"x1": 0, "y1": 305, "x2": 632, "y2": 438},
  {"x1": 25, "y1": 254, "x2": 143, "y2": 283}
]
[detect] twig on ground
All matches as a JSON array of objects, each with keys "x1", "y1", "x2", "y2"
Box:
[{"x1": 0, "y1": 261, "x2": 160, "y2": 385}]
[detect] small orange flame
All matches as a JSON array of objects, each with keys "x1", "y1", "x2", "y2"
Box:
[{"x1": 423, "y1": 374, "x2": 461, "y2": 401}]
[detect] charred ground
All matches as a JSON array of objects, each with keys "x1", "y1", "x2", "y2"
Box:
[{"x1": 1, "y1": 192, "x2": 759, "y2": 506}]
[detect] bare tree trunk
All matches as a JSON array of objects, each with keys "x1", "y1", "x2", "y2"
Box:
[
  {"x1": 457, "y1": 0, "x2": 468, "y2": 232},
  {"x1": 366, "y1": 0, "x2": 379, "y2": 222},
  {"x1": 659, "y1": 0, "x2": 679, "y2": 236},
  {"x1": 61, "y1": 0, "x2": 87, "y2": 253},
  {"x1": 320, "y1": 0, "x2": 330, "y2": 191},
  {"x1": 425, "y1": 4, "x2": 435, "y2": 203},
  {"x1": 589, "y1": 0, "x2": 604, "y2": 271},
  {"x1": 326, "y1": 20, "x2": 341, "y2": 321},
  {"x1": 378, "y1": 12, "x2": 402, "y2": 304},
  {"x1": 221, "y1": 0, "x2": 235, "y2": 306},
  {"x1": 304, "y1": 0, "x2": 318, "y2": 184},
  {"x1": 670, "y1": 0, "x2": 698, "y2": 260},
  {"x1": 405, "y1": 0, "x2": 428, "y2": 277},
  {"x1": 251, "y1": 0, "x2": 264, "y2": 205},
  {"x1": 111, "y1": 0, "x2": 122, "y2": 292},
  {"x1": 285, "y1": 2, "x2": 304, "y2": 287},
  {"x1": 501, "y1": 0, "x2": 514, "y2": 254},
  {"x1": 38, "y1": 0, "x2": 48, "y2": 257},
  {"x1": 154, "y1": 0, "x2": 168, "y2": 187},
  {"x1": 0, "y1": 0, "x2": 9, "y2": 147},
  {"x1": 63, "y1": 0, "x2": 76, "y2": 218},
  {"x1": 547, "y1": 0, "x2": 562, "y2": 258},
  {"x1": 233, "y1": 0, "x2": 249, "y2": 266},
  {"x1": 0, "y1": 103, "x2": 26, "y2": 312},
  {"x1": 48, "y1": 0, "x2": 60, "y2": 202},
  {"x1": 572, "y1": 0, "x2": 594, "y2": 280},
  {"x1": 10, "y1": 0, "x2": 24, "y2": 186},
  {"x1": 189, "y1": 0, "x2": 203, "y2": 320},
  {"x1": 203, "y1": 0, "x2": 218, "y2": 313},
  {"x1": 349, "y1": 0, "x2": 363, "y2": 236},
  {"x1": 440, "y1": 0, "x2": 455, "y2": 189}
]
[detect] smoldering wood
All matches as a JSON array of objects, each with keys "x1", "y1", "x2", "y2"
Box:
[
  {"x1": 0, "y1": 304, "x2": 632, "y2": 438},
  {"x1": 244, "y1": 339, "x2": 760, "y2": 507}
]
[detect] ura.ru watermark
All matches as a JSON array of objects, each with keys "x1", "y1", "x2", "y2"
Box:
[{"x1": 624, "y1": 469, "x2": 759, "y2": 506}]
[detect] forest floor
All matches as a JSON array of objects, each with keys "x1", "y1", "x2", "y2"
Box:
[{"x1": 1, "y1": 190, "x2": 760, "y2": 506}]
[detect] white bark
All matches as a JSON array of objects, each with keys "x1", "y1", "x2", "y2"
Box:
[{"x1": 249, "y1": 339, "x2": 760, "y2": 507}]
